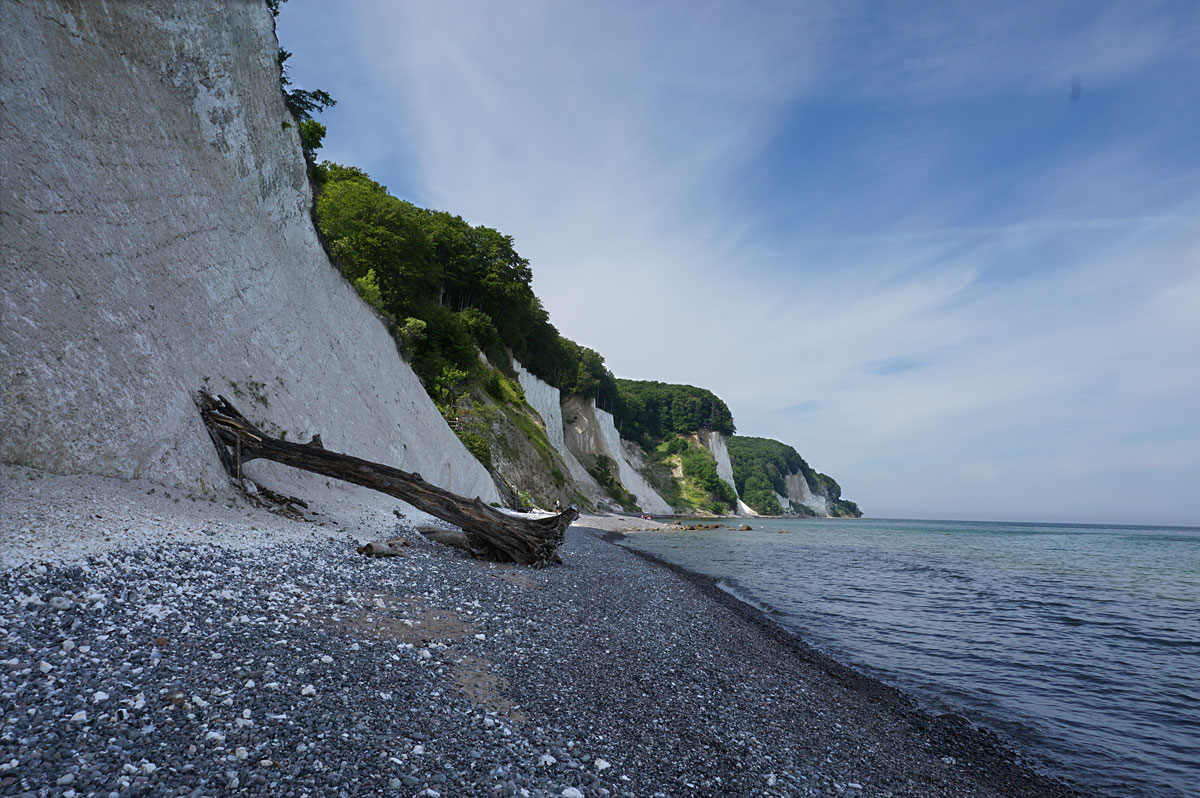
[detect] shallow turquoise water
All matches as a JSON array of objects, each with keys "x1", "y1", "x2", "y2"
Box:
[{"x1": 622, "y1": 518, "x2": 1200, "y2": 798}]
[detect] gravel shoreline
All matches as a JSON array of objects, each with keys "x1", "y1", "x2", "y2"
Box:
[{"x1": 1, "y1": 468, "x2": 1092, "y2": 797}]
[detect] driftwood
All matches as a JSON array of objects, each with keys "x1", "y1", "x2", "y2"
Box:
[
  {"x1": 356, "y1": 538, "x2": 410, "y2": 557},
  {"x1": 195, "y1": 390, "x2": 578, "y2": 565}
]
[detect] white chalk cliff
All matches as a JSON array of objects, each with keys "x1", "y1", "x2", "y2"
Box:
[
  {"x1": 511, "y1": 360, "x2": 610, "y2": 507},
  {"x1": 786, "y1": 472, "x2": 830, "y2": 516},
  {"x1": 694, "y1": 429, "x2": 747, "y2": 515},
  {"x1": 771, "y1": 474, "x2": 833, "y2": 515},
  {"x1": 561, "y1": 396, "x2": 673, "y2": 514},
  {"x1": 0, "y1": 0, "x2": 499, "y2": 504}
]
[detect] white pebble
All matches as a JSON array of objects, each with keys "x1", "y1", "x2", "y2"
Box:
[
  {"x1": 300, "y1": 684, "x2": 316, "y2": 696},
  {"x1": 69, "y1": 711, "x2": 87, "y2": 723},
  {"x1": 412, "y1": 744, "x2": 426, "y2": 755},
  {"x1": 39, "y1": 661, "x2": 54, "y2": 674},
  {"x1": 595, "y1": 758, "x2": 611, "y2": 771},
  {"x1": 538, "y1": 753, "x2": 557, "y2": 767},
  {"x1": 235, "y1": 747, "x2": 248, "y2": 760},
  {"x1": 561, "y1": 788, "x2": 584, "y2": 798},
  {"x1": 205, "y1": 731, "x2": 225, "y2": 743},
  {"x1": 319, "y1": 654, "x2": 333, "y2": 664},
  {"x1": 93, "y1": 690, "x2": 109, "y2": 703}
]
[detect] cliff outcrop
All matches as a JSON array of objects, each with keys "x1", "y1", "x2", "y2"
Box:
[
  {"x1": 694, "y1": 429, "x2": 747, "y2": 515},
  {"x1": 727, "y1": 435, "x2": 861, "y2": 518},
  {"x1": 0, "y1": 0, "x2": 498, "y2": 504},
  {"x1": 512, "y1": 361, "x2": 611, "y2": 508},
  {"x1": 561, "y1": 396, "x2": 673, "y2": 514}
]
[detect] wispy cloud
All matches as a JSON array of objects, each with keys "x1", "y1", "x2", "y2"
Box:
[{"x1": 278, "y1": 0, "x2": 1200, "y2": 524}]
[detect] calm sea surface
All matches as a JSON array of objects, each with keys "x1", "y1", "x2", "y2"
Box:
[{"x1": 620, "y1": 518, "x2": 1200, "y2": 798}]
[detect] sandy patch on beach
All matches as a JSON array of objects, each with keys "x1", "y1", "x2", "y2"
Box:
[
  {"x1": 571, "y1": 513, "x2": 671, "y2": 533},
  {"x1": 0, "y1": 464, "x2": 436, "y2": 570}
]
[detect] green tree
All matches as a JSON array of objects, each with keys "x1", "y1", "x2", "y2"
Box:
[
  {"x1": 277, "y1": 49, "x2": 336, "y2": 121},
  {"x1": 316, "y1": 168, "x2": 436, "y2": 319},
  {"x1": 298, "y1": 118, "x2": 326, "y2": 162}
]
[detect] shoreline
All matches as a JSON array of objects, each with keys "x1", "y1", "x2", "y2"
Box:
[
  {"x1": 1, "y1": 467, "x2": 1094, "y2": 796},
  {"x1": 601, "y1": 528, "x2": 1095, "y2": 797}
]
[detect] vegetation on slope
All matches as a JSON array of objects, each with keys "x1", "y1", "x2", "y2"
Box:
[
  {"x1": 312, "y1": 164, "x2": 622, "y2": 400},
  {"x1": 728, "y1": 436, "x2": 861, "y2": 517}
]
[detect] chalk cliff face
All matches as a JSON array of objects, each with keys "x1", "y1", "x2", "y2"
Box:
[
  {"x1": 694, "y1": 429, "x2": 747, "y2": 514},
  {"x1": 736, "y1": 499, "x2": 759, "y2": 517},
  {"x1": 0, "y1": 0, "x2": 498, "y2": 503},
  {"x1": 511, "y1": 361, "x2": 610, "y2": 507},
  {"x1": 785, "y1": 471, "x2": 830, "y2": 516},
  {"x1": 561, "y1": 396, "x2": 673, "y2": 514},
  {"x1": 772, "y1": 473, "x2": 833, "y2": 516}
]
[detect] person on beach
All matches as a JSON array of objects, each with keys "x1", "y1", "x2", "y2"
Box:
[{"x1": 554, "y1": 499, "x2": 562, "y2": 513}]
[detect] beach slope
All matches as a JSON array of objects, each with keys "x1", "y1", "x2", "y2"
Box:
[{"x1": 0, "y1": 468, "x2": 1084, "y2": 797}]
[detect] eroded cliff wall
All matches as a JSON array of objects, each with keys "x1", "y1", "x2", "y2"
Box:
[
  {"x1": 562, "y1": 395, "x2": 672, "y2": 514},
  {"x1": 785, "y1": 472, "x2": 830, "y2": 516},
  {"x1": 511, "y1": 361, "x2": 609, "y2": 506},
  {"x1": 695, "y1": 429, "x2": 746, "y2": 514},
  {"x1": 0, "y1": 0, "x2": 498, "y2": 503}
]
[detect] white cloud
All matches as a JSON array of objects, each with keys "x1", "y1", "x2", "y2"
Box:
[{"x1": 278, "y1": 0, "x2": 1200, "y2": 524}]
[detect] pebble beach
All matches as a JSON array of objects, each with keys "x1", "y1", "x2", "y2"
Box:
[{"x1": 0, "y1": 466, "x2": 1087, "y2": 797}]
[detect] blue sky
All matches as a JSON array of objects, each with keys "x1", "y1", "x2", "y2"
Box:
[{"x1": 277, "y1": 1, "x2": 1200, "y2": 525}]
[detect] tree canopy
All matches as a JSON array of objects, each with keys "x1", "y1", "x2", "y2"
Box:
[
  {"x1": 612, "y1": 380, "x2": 735, "y2": 444},
  {"x1": 313, "y1": 163, "x2": 622, "y2": 403}
]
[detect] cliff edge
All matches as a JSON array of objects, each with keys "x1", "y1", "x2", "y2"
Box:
[{"x1": 0, "y1": 0, "x2": 498, "y2": 504}]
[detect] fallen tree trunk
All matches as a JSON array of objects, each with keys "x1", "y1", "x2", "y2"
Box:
[{"x1": 195, "y1": 390, "x2": 577, "y2": 565}]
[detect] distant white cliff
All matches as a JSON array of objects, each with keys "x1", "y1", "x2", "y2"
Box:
[
  {"x1": 695, "y1": 429, "x2": 747, "y2": 515},
  {"x1": 511, "y1": 360, "x2": 611, "y2": 508},
  {"x1": 786, "y1": 472, "x2": 830, "y2": 516},
  {"x1": 561, "y1": 396, "x2": 673, "y2": 514}
]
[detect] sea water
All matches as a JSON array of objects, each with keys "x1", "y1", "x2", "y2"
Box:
[{"x1": 620, "y1": 518, "x2": 1200, "y2": 798}]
